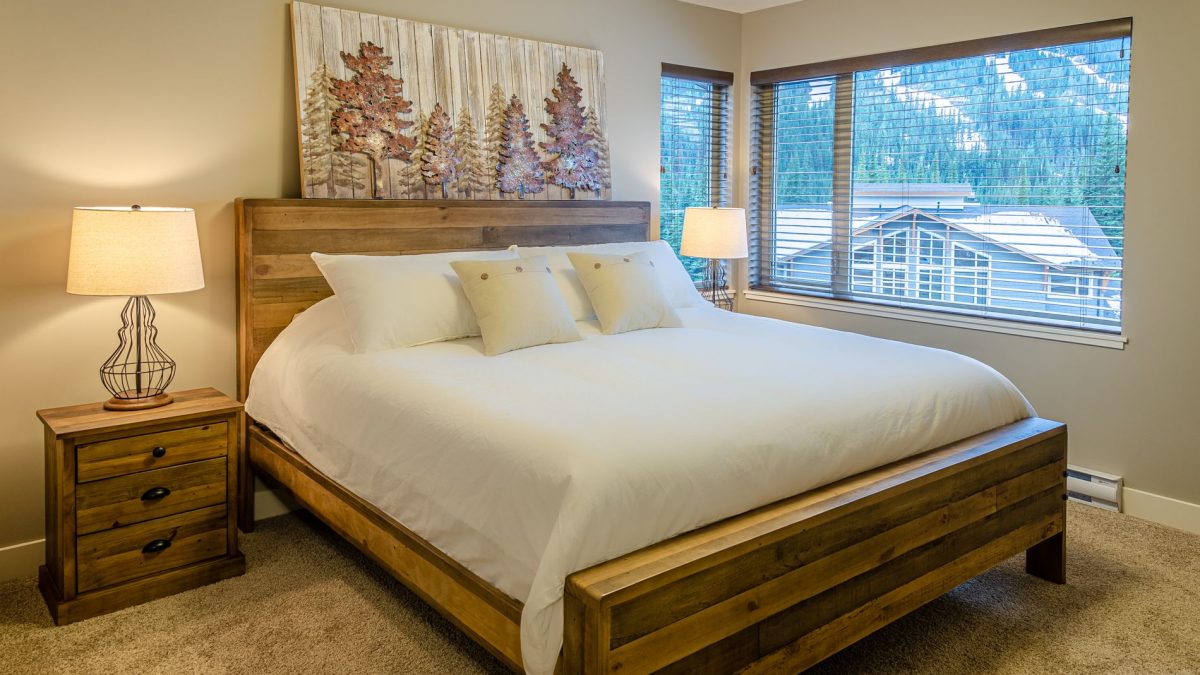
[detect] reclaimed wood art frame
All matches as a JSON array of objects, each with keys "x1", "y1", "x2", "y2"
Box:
[
  {"x1": 236, "y1": 198, "x2": 1067, "y2": 673},
  {"x1": 291, "y1": 2, "x2": 611, "y2": 201}
]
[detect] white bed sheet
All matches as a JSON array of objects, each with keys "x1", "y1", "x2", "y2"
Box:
[{"x1": 246, "y1": 298, "x2": 1033, "y2": 674}]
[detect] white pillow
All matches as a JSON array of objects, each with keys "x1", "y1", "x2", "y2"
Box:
[
  {"x1": 311, "y1": 249, "x2": 516, "y2": 352},
  {"x1": 450, "y1": 256, "x2": 581, "y2": 355},
  {"x1": 567, "y1": 251, "x2": 683, "y2": 334},
  {"x1": 515, "y1": 240, "x2": 707, "y2": 320}
]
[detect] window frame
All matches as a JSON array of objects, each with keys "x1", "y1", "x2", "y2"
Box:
[
  {"x1": 747, "y1": 18, "x2": 1131, "y2": 341},
  {"x1": 659, "y1": 63, "x2": 734, "y2": 284}
]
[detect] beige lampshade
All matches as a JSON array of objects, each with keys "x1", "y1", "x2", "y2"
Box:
[
  {"x1": 67, "y1": 206, "x2": 204, "y2": 296},
  {"x1": 680, "y1": 207, "x2": 748, "y2": 260}
]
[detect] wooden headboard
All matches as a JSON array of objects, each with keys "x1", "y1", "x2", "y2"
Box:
[{"x1": 235, "y1": 198, "x2": 651, "y2": 400}]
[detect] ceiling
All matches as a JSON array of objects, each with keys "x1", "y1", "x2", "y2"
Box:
[{"x1": 677, "y1": 0, "x2": 801, "y2": 13}]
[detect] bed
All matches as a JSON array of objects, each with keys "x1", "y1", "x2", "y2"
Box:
[{"x1": 235, "y1": 198, "x2": 1067, "y2": 674}]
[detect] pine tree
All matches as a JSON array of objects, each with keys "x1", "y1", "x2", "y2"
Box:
[
  {"x1": 455, "y1": 106, "x2": 489, "y2": 197},
  {"x1": 420, "y1": 103, "x2": 462, "y2": 199},
  {"x1": 401, "y1": 111, "x2": 429, "y2": 198},
  {"x1": 338, "y1": 153, "x2": 369, "y2": 194},
  {"x1": 330, "y1": 41, "x2": 417, "y2": 198},
  {"x1": 301, "y1": 62, "x2": 365, "y2": 196},
  {"x1": 539, "y1": 64, "x2": 601, "y2": 198},
  {"x1": 583, "y1": 106, "x2": 610, "y2": 196},
  {"x1": 483, "y1": 83, "x2": 507, "y2": 195},
  {"x1": 496, "y1": 95, "x2": 545, "y2": 199},
  {"x1": 300, "y1": 62, "x2": 337, "y2": 197}
]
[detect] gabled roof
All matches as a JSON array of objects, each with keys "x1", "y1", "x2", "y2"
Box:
[{"x1": 774, "y1": 203, "x2": 1119, "y2": 270}]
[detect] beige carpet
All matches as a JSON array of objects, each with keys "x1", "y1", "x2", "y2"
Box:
[{"x1": 2, "y1": 503, "x2": 1198, "y2": 674}]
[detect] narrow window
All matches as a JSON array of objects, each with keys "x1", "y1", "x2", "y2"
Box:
[{"x1": 660, "y1": 64, "x2": 733, "y2": 281}]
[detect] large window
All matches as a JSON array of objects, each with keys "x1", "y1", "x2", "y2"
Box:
[
  {"x1": 660, "y1": 64, "x2": 732, "y2": 281},
  {"x1": 749, "y1": 20, "x2": 1130, "y2": 333}
]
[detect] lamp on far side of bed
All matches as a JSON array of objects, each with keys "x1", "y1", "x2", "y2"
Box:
[
  {"x1": 681, "y1": 207, "x2": 747, "y2": 311},
  {"x1": 67, "y1": 205, "x2": 205, "y2": 411}
]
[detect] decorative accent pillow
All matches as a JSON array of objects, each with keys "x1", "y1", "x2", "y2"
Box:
[
  {"x1": 516, "y1": 240, "x2": 707, "y2": 320},
  {"x1": 566, "y1": 251, "x2": 683, "y2": 335},
  {"x1": 450, "y1": 256, "x2": 582, "y2": 355},
  {"x1": 311, "y1": 249, "x2": 516, "y2": 353}
]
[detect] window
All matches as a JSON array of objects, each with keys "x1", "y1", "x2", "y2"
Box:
[
  {"x1": 915, "y1": 229, "x2": 947, "y2": 299},
  {"x1": 851, "y1": 240, "x2": 876, "y2": 293},
  {"x1": 952, "y1": 244, "x2": 991, "y2": 305},
  {"x1": 660, "y1": 64, "x2": 732, "y2": 281},
  {"x1": 749, "y1": 19, "x2": 1130, "y2": 333},
  {"x1": 1048, "y1": 273, "x2": 1089, "y2": 296},
  {"x1": 879, "y1": 230, "x2": 908, "y2": 296}
]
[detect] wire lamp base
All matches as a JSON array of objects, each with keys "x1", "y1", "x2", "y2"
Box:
[
  {"x1": 703, "y1": 258, "x2": 734, "y2": 311},
  {"x1": 100, "y1": 296, "x2": 177, "y2": 411}
]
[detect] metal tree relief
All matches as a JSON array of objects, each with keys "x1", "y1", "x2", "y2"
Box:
[
  {"x1": 301, "y1": 63, "x2": 367, "y2": 196},
  {"x1": 330, "y1": 42, "x2": 417, "y2": 198},
  {"x1": 541, "y1": 64, "x2": 602, "y2": 199},
  {"x1": 497, "y1": 96, "x2": 546, "y2": 199},
  {"x1": 291, "y1": 2, "x2": 610, "y2": 200},
  {"x1": 484, "y1": 83, "x2": 508, "y2": 188},
  {"x1": 402, "y1": 112, "x2": 429, "y2": 198},
  {"x1": 455, "y1": 106, "x2": 490, "y2": 197},
  {"x1": 584, "y1": 108, "x2": 611, "y2": 196},
  {"x1": 421, "y1": 103, "x2": 462, "y2": 199}
]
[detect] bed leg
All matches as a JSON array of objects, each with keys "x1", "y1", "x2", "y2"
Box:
[
  {"x1": 1025, "y1": 530, "x2": 1065, "y2": 584},
  {"x1": 238, "y1": 420, "x2": 256, "y2": 533}
]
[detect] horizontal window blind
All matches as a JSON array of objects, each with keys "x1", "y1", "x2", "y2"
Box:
[
  {"x1": 661, "y1": 65, "x2": 732, "y2": 281},
  {"x1": 749, "y1": 20, "x2": 1130, "y2": 333}
]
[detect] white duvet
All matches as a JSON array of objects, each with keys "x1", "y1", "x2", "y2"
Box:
[{"x1": 246, "y1": 299, "x2": 1033, "y2": 674}]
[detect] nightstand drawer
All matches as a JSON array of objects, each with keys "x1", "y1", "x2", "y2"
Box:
[
  {"x1": 76, "y1": 504, "x2": 228, "y2": 593},
  {"x1": 76, "y1": 422, "x2": 228, "y2": 482},
  {"x1": 76, "y1": 458, "x2": 228, "y2": 535}
]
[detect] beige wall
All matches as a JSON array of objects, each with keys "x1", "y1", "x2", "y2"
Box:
[
  {"x1": 2, "y1": 0, "x2": 1194, "y2": 559},
  {"x1": 0, "y1": 0, "x2": 740, "y2": 550},
  {"x1": 737, "y1": 0, "x2": 1200, "y2": 505}
]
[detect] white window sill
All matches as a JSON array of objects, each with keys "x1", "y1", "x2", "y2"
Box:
[{"x1": 740, "y1": 289, "x2": 1127, "y2": 350}]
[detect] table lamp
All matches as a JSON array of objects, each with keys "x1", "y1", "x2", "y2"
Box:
[
  {"x1": 67, "y1": 205, "x2": 204, "y2": 410},
  {"x1": 681, "y1": 207, "x2": 747, "y2": 311}
]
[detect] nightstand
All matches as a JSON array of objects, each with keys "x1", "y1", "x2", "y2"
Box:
[{"x1": 37, "y1": 387, "x2": 245, "y2": 624}]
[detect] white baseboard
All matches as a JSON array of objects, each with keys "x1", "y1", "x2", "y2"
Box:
[
  {"x1": 0, "y1": 538, "x2": 43, "y2": 583},
  {"x1": 1123, "y1": 488, "x2": 1200, "y2": 535}
]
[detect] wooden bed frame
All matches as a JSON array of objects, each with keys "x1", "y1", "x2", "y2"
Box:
[{"x1": 235, "y1": 198, "x2": 1067, "y2": 674}]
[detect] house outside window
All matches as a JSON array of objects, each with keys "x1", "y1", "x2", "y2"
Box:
[{"x1": 748, "y1": 20, "x2": 1130, "y2": 333}]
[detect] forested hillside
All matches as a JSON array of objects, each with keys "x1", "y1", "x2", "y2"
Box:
[{"x1": 773, "y1": 37, "x2": 1130, "y2": 254}]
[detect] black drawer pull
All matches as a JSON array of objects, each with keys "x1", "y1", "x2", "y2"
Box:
[
  {"x1": 141, "y1": 486, "x2": 171, "y2": 501},
  {"x1": 151, "y1": 446, "x2": 167, "y2": 458},
  {"x1": 142, "y1": 539, "x2": 172, "y2": 554}
]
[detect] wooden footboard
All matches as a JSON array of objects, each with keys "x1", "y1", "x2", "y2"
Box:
[
  {"x1": 247, "y1": 416, "x2": 1064, "y2": 674},
  {"x1": 561, "y1": 417, "x2": 1066, "y2": 674}
]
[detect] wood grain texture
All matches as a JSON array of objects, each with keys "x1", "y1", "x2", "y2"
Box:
[
  {"x1": 76, "y1": 458, "x2": 227, "y2": 535},
  {"x1": 39, "y1": 389, "x2": 244, "y2": 624},
  {"x1": 235, "y1": 198, "x2": 651, "y2": 400},
  {"x1": 39, "y1": 556, "x2": 245, "y2": 626},
  {"x1": 291, "y1": 1, "x2": 611, "y2": 200},
  {"x1": 248, "y1": 425, "x2": 524, "y2": 670},
  {"x1": 561, "y1": 420, "x2": 1067, "y2": 674},
  {"x1": 76, "y1": 504, "x2": 228, "y2": 593},
  {"x1": 37, "y1": 387, "x2": 241, "y2": 439},
  {"x1": 235, "y1": 198, "x2": 1069, "y2": 673},
  {"x1": 76, "y1": 421, "x2": 228, "y2": 483}
]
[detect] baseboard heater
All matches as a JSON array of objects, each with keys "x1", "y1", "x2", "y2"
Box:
[{"x1": 1066, "y1": 465, "x2": 1123, "y2": 512}]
